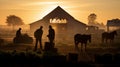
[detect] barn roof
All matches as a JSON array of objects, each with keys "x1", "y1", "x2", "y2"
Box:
[
  {"x1": 42, "y1": 6, "x2": 74, "y2": 20},
  {"x1": 30, "y1": 6, "x2": 86, "y2": 26},
  {"x1": 107, "y1": 19, "x2": 120, "y2": 26}
]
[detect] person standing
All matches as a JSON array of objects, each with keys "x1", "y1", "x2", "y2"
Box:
[
  {"x1": 34, "y1": 26, "x2": 43, "y2": 51},
  {"x1": 47, "y1": 25, "x2": 55, "y2": 43}
]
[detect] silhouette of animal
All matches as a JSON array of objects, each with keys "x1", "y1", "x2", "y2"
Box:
[
  {"x1": 74, "y1": 34, "x2": 91, "y2": 51},
  {"x1": 102, "y1": 31, "x2": 117, "y2": 43}
]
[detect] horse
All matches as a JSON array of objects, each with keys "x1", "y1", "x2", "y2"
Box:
[
  {"x1": 74, "y1": 34, "x2": 91, "y2": 51},
  {"x1": 102, "y1": 31, "x2": 117, "y2": 43}
]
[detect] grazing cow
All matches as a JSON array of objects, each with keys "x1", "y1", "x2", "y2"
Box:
[
  {"x1": 102, "y1": 31, "x2": 117, "y2": 43},
  {"x1": 74, "y1": 34, "x2": 91, "y2": 51}
]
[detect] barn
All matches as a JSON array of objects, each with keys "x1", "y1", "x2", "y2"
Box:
[
  {"x1": 29, "y1": 6, "x2": 87, "y2": 42},
  {"x1": 107, "y1": 19, "x2": 120, "y2": 32}
]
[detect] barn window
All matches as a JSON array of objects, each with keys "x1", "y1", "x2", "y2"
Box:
[
  {"x1": 86, "y1": 27, "x2": 88, "y2": 30},
  {"x1": 50, "y1": 18, "x2": 67, "y2": 23}
]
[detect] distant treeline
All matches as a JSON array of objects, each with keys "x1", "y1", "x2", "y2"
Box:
[{"x1": 0, "y1": 25, "x2": 30, "y2": 31}]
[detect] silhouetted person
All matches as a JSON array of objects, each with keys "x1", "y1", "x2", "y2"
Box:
[
  {"x1": 13, "y1": 28, "x2": 22, "y2": 43},
  {"x1": 47, "y1": 25, "x2": 55, "y2": 43},
  {"x1": 16, "y1": 28, "x2": 22, "y2": 37},
  {"x1": 34, "y1": 26, "x2": 43, "y2": 51}
]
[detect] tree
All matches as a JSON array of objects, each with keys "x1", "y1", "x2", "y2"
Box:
[
  {"x1": 88, "y1": 13, "x2": 97, "y2": 25},
  {"x1": 88, "y1": 13, "x2": 106, "y2": 29},
  {"x1": 6, "y1": 15, "x2": 24, "y2": 30}
]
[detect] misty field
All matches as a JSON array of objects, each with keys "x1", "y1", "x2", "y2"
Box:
[
  {"x1": 0, "y1": 35, "x2": 120, "y2": 63},
  {"x1": 0, "y1": 35, "x2": 120, "y2": 67}
]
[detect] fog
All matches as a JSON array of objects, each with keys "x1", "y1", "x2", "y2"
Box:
[{"x1": 0, "y1": 24, "x2": 120, "y2": 47}]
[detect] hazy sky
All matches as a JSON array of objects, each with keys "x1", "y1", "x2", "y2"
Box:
[{"x1": 0, "y1": 0, "x2": 120, "y2": 25}]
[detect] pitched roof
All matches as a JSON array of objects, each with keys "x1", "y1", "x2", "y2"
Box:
[
  {"x1": 42, "y1": 6, "x2": 75, "y2": 20},
  {"x1": 30, "y1": 6, "x2": 86, "y2": 26}
]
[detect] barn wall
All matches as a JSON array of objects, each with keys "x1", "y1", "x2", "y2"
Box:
[{"x1": 30, "y1": 20, "x2": 87, "y2": 43}]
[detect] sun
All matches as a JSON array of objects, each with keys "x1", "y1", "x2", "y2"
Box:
[
  {"x1": 32, "y1": 1, "x2": 66, "y2": 23},
  {"x1": 42, "y1": 6, "x2": 57, "y2": 18},
  {"x1": 34, "y1": 5, "x2": 57, "y2": 21}
]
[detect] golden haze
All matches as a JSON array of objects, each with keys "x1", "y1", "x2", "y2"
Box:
[{"x1": 0, "y1": 0, "x2": 120, "y2": 25}]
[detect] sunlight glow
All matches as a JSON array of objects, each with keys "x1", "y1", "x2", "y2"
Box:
[
  {"x1": 35, "y1": 5, "x2": 66, "y2": 20},
  {"x1": 0, "y1": 0, "x2": 120, "y2": 25},
  {"x1": 50, "y1": 18, "x2": 67, "y2": 23}
]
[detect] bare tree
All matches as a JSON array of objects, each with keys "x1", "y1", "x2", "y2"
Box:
[{"x1": 6, "y1": 15, "x2": 24, "y2": 31}]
